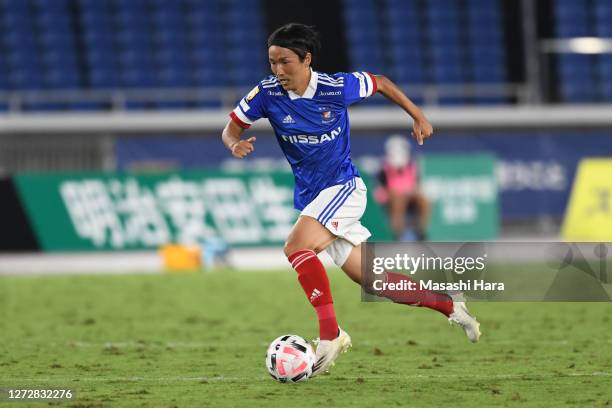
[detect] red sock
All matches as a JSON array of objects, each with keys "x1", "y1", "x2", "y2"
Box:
[
  {"x1": 378, "y1": 272, "x2": 453, "y2": 317},
  {"x1": 288, "y1": 249, "x2": 339, "y2": 340}
]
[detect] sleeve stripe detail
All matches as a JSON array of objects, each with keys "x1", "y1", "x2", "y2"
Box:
[
  {"x1": 239, "y1": 98, "x2": 251, "y2": 112},
  {"x1": 363, "y1": 73, "x2": 373, "y2": 97},
  {"x1": 366, "y1": 72, "x2": 377, "y2": 96},
  {"x1": 318, "y1": 73, "x2": 344, "y2": 83},
  {"x1": 318, "y1": 79, "x2": 345, "y2": 87},
  {"x1": 230, "y1": 110, "x2": 251, "y2": 129},
  {"x1": 232, "y1": 106, "x2": 253, "y2": 125},
  {"x1": 352, "y1": 72, "x2": 367, "y2": 98}
]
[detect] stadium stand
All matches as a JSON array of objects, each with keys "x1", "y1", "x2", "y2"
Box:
[
  {"x1": 342, "y1": 0, "x2": 508, "y2": 105},
  {"x1": 1, "y1": 0, "x2": 612, "y2": 109},
  {"x1": 0, "y1": 0, "x2": 267, "y2": 110},
  {"x1": 553, "y1": 0, "x2": 612, "y2": 103}
]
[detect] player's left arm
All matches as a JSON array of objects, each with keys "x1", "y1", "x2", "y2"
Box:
[{"x1": 373, "y1": 75, "x2": 433, "y2": 145}]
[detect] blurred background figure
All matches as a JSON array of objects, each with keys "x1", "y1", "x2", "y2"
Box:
[{"x1": 375, "y1": 136, "x2": 430, "y2": 241}]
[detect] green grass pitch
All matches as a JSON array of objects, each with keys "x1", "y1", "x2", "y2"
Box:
[{"x1": 0, "y1": 270, "x2": 610, "y2": 407}]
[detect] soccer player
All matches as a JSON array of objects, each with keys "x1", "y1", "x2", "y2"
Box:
[{"x1": 222, "y1": 23, "x2": 480, "y2": 376}]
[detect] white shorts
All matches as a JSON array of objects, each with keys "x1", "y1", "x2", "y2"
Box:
[{"x1": 301, "y1": 177, "x2": 371, "y2": 266}]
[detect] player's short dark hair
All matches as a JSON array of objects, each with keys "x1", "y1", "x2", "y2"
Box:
[{"x1": 267, "y1": 23, "x2": 321, "y2": 66}]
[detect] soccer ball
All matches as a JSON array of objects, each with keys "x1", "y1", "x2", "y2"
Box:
[{"x1": 265, "y1": 334, "x2": 316, "y2": 383}]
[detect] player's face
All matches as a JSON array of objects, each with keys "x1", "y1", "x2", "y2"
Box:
[{"x1": 268, "y1": 45, "x2": 311, "y2": 91}]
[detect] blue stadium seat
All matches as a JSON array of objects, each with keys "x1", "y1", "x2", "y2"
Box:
[
  {"x1": 42, "y1": 50, "x2": 79, "y2": 68},
  {"x1": 469, "y1": 26, "x2": 503, "y2": 44},
  {"x1": 85, "y1": 49, "x2": 117, "y2": 68},
  {"x1": 45, "y1": 70, "x2": 81, "y2": 89},
  {"x1": 595, "y1": 21, "x2": 612, "y2": 36},
  {"x1": 154, "y1": 29, "x2": 189, "y2": 45},
  {"x1": 157, "y1": 68, "x2": 192, "y2": 87},
  {"x1": 69, "y1": 102, "x2": 109, "y2": 111},
  {"x1": 186, "y1": 10, "x2": 221, "y2": 28},
  {"x1": 554, "y1": 0, "x2": 587, "y2": 16},
  {"x1": 433, "y1": 65, "x2": 465, "y2": 84},
  {"x1": 389, "y1": 44, "x2": 424, "y2": 62},
  {"x1": 558, "y1": 54, "x2": 593, "y2": 79},
  {"x1": 156, "y1": 48, "x2": 190, "y2": 66},
  {"x1": 387, "y1": 25, "x2": 420, "y2": 43},
  {"x1": 560, "y1": 82, "x2": 597, "y2": 103},
  {"x1": 473, "y1": 96, "x2": 508, "y2": 105},
  {"x1": 125, "y1": 101, "x2": 153, "y2": 110},
  {"x1": 555, "y1": 22, "x2": 590, "y2": 38},
  {"x1": 438, "y1": 96, "x2": 469, "y2": 105},
  {"x1": 4, "y1": 32, "x2": 38, "y2": 49},
  {"x1": 9, "y1": 69, "x2": 45, "y2": 90},
  {"x1": 6, "y1": 50, "x2": 40, "y2": 67},
  {"x1": 228, "y1": 67, "x2": 262, "y2": 87},
  {"x1": 470, "y1": 47, "x2": 505, "y2": 66},
  {"x1": 121, "y1": 69, "x2": 157, "y2": 88},
  {"x1": 601, "y1": 81, "x2": 612, "y2": 102},
  {"x1": 90, "y1": 68, "x2": 120, "y2": 88},
  {"x1": 192, "y1": 68, "x2": 226, "y2": 87},
  {"x1": 77, "y1": 0, "x2": 111, "y2": 11},
  {"x1": 430, "y1": 45, "x2": 463, "y2": 63},
  {"x1": 193, "y1": 100, "x2": 223, "y2": 109},
  {"x1": 349, "y1": 48, "x2": 385, "y2": 68},
  {"x1": 594, "y1": 0, "x2": 612, "y2": 19},
  {"x1": 394, "y1": 67, "x2": 425, "y2": 84},
  {"x1": 472, "y1": 65, "x2": 505, "y2": 83},
  {"x1": 426, "y1": 0, "x2": 460, "y2": 21},
  {"x1": 598, "y1": 56, "x2": 612, "y2": 98},
  {"x1": 80, "y1": 13, "x2": 114, "y2": 30},
  {"x1": 385, "y1": 0, "x2": 419, "y2": 15},
  {"x1": 113, "y1": 0, "x2": 149, "y2": 11},
  {"x1": 190, "y1": 29, "x2": 225, "y2": 47},
  {"x1": 554, "y1": 0, "x2": 591, "y2": 37},
  {"x1": 0, "y1": 64, "x2": 8, "y2": 90},
  {"x1": 153, "y1": 100, "x2": 192, "y2": 110},
  {"x1": 22, "y1": 102, "x2": 68, "y2": 112},
  {"x1": 467, "y1": 0, "x2": 501, "y2": 21},
  {"x1": 184, "y1": 0, "x2": 222, "y2": 11}
]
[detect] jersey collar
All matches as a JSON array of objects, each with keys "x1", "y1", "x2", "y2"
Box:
[{"x1": 287, "y1": 69, "x2": 318, "y2": 100}]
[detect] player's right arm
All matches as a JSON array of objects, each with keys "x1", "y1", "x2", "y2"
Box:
[
  {"x1": 222, "y1": 82, "x2": 267, "y2": 159},
  {"x1": 222, "y1": 120, "x2": 256, "y2": 159}
]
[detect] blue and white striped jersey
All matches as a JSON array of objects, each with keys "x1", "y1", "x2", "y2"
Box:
[{"x1": 230, "y1": 70, "x2": 378, "y2": 210}]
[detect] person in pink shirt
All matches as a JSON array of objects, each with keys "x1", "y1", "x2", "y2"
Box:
[{"x1": 375, "y1": 135, "x2": 430, "y2": 240}]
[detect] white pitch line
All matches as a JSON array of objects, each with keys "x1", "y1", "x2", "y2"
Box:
[{"x1": 2, "y1": 372, "x2": 610, "y2": 383}]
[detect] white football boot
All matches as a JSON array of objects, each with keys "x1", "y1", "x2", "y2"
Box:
[
  {"x1": 311, "y1": 328, "x2": 352, "y2": 377},
  {"x1": 448, "y1": 298, "x2": 481, "y2": 343}
]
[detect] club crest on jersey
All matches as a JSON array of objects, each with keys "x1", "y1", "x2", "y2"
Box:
[
  {"x1": 281, "y1": 126, "x2": 342, "y2": 144},
  {"x1": 318, "y1": 106, "x2": 336, "y2": 124}
]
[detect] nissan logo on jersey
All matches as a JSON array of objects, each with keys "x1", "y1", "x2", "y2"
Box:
[{"x1": 280, "y1": 127, "x2": 342, "y2": 144}]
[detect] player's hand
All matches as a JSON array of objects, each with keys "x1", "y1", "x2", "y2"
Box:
[
  {"x1": 230, "y1": 137, "x2": 256, "y2": 159},
  {"x1": 411, "y1": 115, "x2": 433, "y2": 146}
]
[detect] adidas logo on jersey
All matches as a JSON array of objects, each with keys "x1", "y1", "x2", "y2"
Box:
[
  {"x1": 282, "y1": 114, "x2": 296, "y2": 124},
  {"x1": 310, "y1": 288, "x2": 323, "y2": 302}
]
